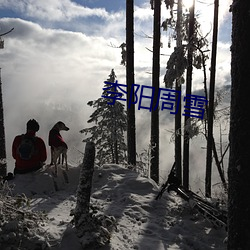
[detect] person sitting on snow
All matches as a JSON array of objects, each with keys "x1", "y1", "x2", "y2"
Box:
[{"x1": 12, "y1": 119, "x2": 47, "y2": 174}]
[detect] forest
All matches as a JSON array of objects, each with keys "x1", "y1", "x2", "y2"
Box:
[{"x1": 0, "y1": 0, "x2": 249, "y2": 249}]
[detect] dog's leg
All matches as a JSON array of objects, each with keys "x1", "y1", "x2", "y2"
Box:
[
  {"x1": 61, "y1": 150, "x2": 69, "y2": 183},
  {"x1": 57, "y1": 153, "x2": 61, "y2": 164},
  {"x1": 61, "y1": 149, "x2": 68, "y2": 171},
  {"x1": 61, "y1": 152, "x2": 65, "y2": 166},
  {"x1": 54, "y1": 163, "x2": 58, "y2": 177},
  {"x1": 53, "y1": 149, "x2": 60, "y2": 177},
  {"x1": 65, "y1": 152, "x2": 68, "y2": 171},
  {"x1": 50, "y1": 147, "x2": 54, "y2": 165}
]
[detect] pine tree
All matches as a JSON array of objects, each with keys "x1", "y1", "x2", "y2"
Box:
[
  {"x1": 80, "y1": 69, "x2": 127, "y2": 166},
  {"x1": 163, "y1": 1, "x2": 211, "y2": 188}
]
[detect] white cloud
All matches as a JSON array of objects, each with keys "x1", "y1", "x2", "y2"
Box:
[
  {"x1": 134, "y1": 4, "x2": 153, "y2": 21},
  {"x1": 0, "y1": 0, "x2": 109, "y2": 21},
  {"x1": 195, "y1": 0, "x2": 232, "y2": 38},
  {"x1": 0, "y1": 0, "x2": 232, "y2": 185},
  {"x1": 0, "y1": 17, "x2": 126, "y2": 169}
]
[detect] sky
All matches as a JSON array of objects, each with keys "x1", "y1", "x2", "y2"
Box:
[{"x1": 0, "y1": 0, "x2": 232, "y2": 190}]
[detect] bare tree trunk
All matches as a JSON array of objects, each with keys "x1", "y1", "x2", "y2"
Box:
[
  {"x1": 199, "y1": 47, "x2": 227, "y2": 192},
  {"x1": 150, "y1": 0, "x2": 161, "y2": 184},
  {"x1": 205, "y1": 0, "x2": 219, "y2": 197},
  {"x1": 0, "y1": 69, "x2": 7, "y2": 177},
  {"x1": 0, "y1": 30, "x2": 13, "y2": 178},
  {"x1": 74, "y1": 142, "x2": 116, "y2": 248},
  {"x1": 228, "y1": 0, "x2": 250, "y2": 248},
  {"x1": 126, "y1": 0, "x2": 136, "y2": 166},
  {"x1": 211, "y1": 137, "x2": 227, "y2": 190},
  {"x1": 114, "y1": 108, "x2": 119, "y2": 164},
  {"x1": 74, "y1": 142, "x2": 95, "y2": 226},
  {"x1": 114, "y1": 140, "x2": 118, "y2": 164},
  {"x1": 183, "y1": 0, "x2": 195, "y2": 190},
  {"x1": 175, "y1": 0, "x2": 183, "y2": 184}
]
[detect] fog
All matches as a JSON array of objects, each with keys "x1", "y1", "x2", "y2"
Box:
[{"x1": 0, "y1": 0, "x2": 231, "y2": 193}]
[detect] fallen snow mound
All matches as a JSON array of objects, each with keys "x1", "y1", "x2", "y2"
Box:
[{"x1": 0, "y1": 164, "x2": 227, "y2": 250}]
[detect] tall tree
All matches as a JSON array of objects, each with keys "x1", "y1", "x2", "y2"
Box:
[
  {"x1": 205, "y1": 0, "x2": 219, "y2": 197},
  {"x1": 80, "y1": 69, "x2": 127, "y2": 166},
  {"x1": 0, "y1": 68, "x2": 6, "y2": 177},
  {"x1": 163, "y1": 0, "x2": 183, "y2": 183},
  {"x1": 175, "y1": 0, "x2": 183, "y2": 184},
  {"x1": 0, "y1": 28, "x2": 14, "y2": 177},
  {"x1": 183, "y1": 0, "x2": 195, "y2": 189},
  {"x1": 126, "y1": 0, "x2": 136, "y2": 166},
  {"x1": 228, "y1": 0, "x2": 250, "y2": 248},
  {"x1": 150, "y1": 0, "x2": 161, "y2": 184}
]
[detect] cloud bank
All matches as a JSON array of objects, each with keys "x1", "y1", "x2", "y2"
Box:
[{"x1": 0, "y1": 1, "x2": 231, "y2": 192}]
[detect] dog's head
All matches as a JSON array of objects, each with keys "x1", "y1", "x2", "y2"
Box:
[{"x1": 53, "y1": 121, "x2": 69, "y2": 131}]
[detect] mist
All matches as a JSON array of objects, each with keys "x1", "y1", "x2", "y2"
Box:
[{"x1": 0, "y1": 1, "x2": 231, "y2": 194}]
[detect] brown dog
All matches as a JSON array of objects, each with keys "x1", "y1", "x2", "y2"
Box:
[{"x1": 48, "y1": 121, "x2": 69, "y2": 176}]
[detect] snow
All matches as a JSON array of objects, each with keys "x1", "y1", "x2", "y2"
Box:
[{"x1": 2, "y1": 164, "x2": 227, "y2": 250}]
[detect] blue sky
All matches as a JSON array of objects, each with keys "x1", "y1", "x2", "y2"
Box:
[
  {"x1": 0, "y1": 0, "x2": 153, "y2": 36},
  {"x1": 74, "y1": 0, "x2": 126, "y2": 12},
  {"x1": 0, "y1": 0, "x2": 232, "y2": 184}
]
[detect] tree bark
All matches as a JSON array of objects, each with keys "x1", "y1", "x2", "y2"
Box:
[
  {"x1": 74, "y1": 142, "x2": 116, "y2": 248},
  {"x1": 205, "y1": 0, "x2": 219, "y2": 198},
  {"x1": 228, "y1": 0, "x2": 250, "y2": 249},
  {"x1": 126, "y1": 0, "x2": 136, "y2": 166},
  {"x1": 183, "y1": 0, "x2": 195, "y2": 190},
  {"x1": 175, "y1": 0, "x2": 183, "y2": 184},
  {"x1": 0, "y1": 70, "x2": 7, "y2": 177},
  {"x1": 150, "y1": 0, "x2": 161, "y2": 184},
  {"x1": 74, "y1": 142, "x2": 95, "y2": 227}
]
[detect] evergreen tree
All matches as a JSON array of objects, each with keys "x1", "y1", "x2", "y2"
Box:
[
  {"x1": 80, "y1": 69, "x2": 127, "y2": 166},
  {"x1": 163, "y1": 1, "x2": 210, "y2": 188}
]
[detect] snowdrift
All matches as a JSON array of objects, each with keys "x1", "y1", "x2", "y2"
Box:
[{"x1": 0, "y1": 164, "x2": 227, "y2": 250}]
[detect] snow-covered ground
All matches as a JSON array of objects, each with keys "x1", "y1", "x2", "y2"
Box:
[{"x1": 1, "y1": 164, "x2": 227, "y2": 250}]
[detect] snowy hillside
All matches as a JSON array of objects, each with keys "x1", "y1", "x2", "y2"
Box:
[{"x1": 0, "y1": 164, "x2": 227, "y2": 250}]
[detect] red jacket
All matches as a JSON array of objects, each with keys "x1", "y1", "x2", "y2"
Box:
[
  {"x1": 48, "y1": 128, "x2": 68, "y2": 149},
  {"x1": 12, "y1": 131, "x2": 47, "y2": 171}
]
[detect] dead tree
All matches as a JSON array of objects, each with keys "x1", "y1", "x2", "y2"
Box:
[
  {"x1": 74, "y1": 142, "x2": 116, "y2": 248},
  {"x1": 0, "y1": 69, "x2": 6, "y2": 177},
  {"x1": 0, "y1": 28, "x2": 14, "y2": 177},
  {"x1": 175, "y1": 0, "x2": 183, "y2": 185},
  {"x1": 183, "y1": 0, "x2": 195, "y2": 190},
  {"x1": 205, "y1": 0, "x2": 219, "y2": 198},
  {"x1": 74, "y1": 142, "x2": 95, "y2": 225}
]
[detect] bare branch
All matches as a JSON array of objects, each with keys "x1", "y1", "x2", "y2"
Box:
[
  {"x1": 0, "y1": 28, "x2": 14, "y2": 37},
  {"x1": 145, "y1": 47, "x2": 170, "y2": 56}
]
